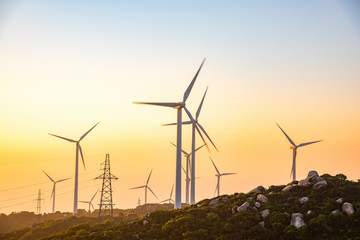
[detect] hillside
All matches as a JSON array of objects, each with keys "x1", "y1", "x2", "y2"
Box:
[{"x1": 1, "y1": 171, "x2": 359, "y2": 240}]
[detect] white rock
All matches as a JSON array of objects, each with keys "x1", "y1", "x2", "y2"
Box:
[
  {"x1": 307, "y1": 171, "x2": 319, "y2": 178},
  {"x1": 232, "y1": 205, "x2": 238, "y2": 214},
  {"x1": 282, "y1": 185, "x2": 293, "y2": 192},
  {"x1": 299, "y1": 197, "x2": 309, "y2": 204},
  {"x1": 143, "y1": 219, "x2": 149, "y2": 225},
  {"x1": 336, "y1": 198, "x2": 343, "y2": 204},
  {"x1": 342, "y1": 202, "x2": 354, "y2": 215},
  {"x1": 255, "y1": 201, "x2": 261, "y2": 208},
  {"x1": 332, "y1": 209, "x2": 340, "y2": 215},
  {"x1": 259, "y1": 221, "x2": 265, "y2": 227},
  {"x1": 306, "y1": 210, "x2": 312, "y2": 215},
  {"x1": 237, "y1": 202, "x2": 250, "y2": 212},
  {"x1": 209, "y1": 198, "x2": 219, "y2": 207},
  {"x1": 312, "y1": 180, "x2": 328, "y2": 190},
  {"x1": 291, "y1": 213, "x2": 306, "y2": 229},
  {"x1": 256, "y1": 194, "x2": 269, "y2": 203},
  {"x1": 260, "y1": 209, "x2": 270, "y2": 219},
  {"x1": 247, "y1": 185, "x2": 266, "y2": 194}
]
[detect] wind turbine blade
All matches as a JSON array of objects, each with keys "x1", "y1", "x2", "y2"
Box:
[
  {"x1": 79, "y1": 122, "x2": 100, "y2": 141},
  {"x1": 78, "y1": 145, "x2": 86, "y2": 171},
  {"x1": 210, "y1": 157, "x2": 220, "y2": 175},
  {"x1": 196, "y1": 86, "x2": 208, "y2": 120},
  {"x1": 50, "y1": 186, "x2": 55, "y2": 199},
  {"x1": 170, "y1": 184, "x2": 174, "y2": 198},
  {"x1": 276, "y1": 123, "x2": 296, "y2": 146},
  {"x1": 133, "y1": 102, "x2": 180, "y2": 108},
  {"x1": 182, "y1": 166, "x2": 186, "y2": 174},
  {"x1": 214, "y1": 182, "x2": 219, "y2": 196},
  {"x1": 48, "y1": 133, "x2": 76, "y2": 143},
  {"x1": 221, "y1": 173, "x2": 237, "y2": 176},
  {"x1": 183, "y1": 58, "x2": 206, "y2": 102},
  {"x1": 91, "y1": 190, "x2": 98, "y2": 201},
  {"x1": 56, "y1": 177, "x2": 71, "y2": 183},
  {"x1": 195, "y1": 144, "x2": 206, "y2": 152},
  {"x1": 42, "y1": 170, "x2": 55, "y2": 182},
  {"x1": 130, "y1": 185, "x2": 146, "y2": 190},
  {"x1": 162, "y1": 121, "x2": 192, "y2": 126},
  {"x1": 159, "y1": 199, "x2": 170, "y2": 203},
  {"x1": 184, "y1": 107, "x2": 210, "y2": 152},
  {"x1": 146, "y1": 169, "x2": 153, "y2": 185},
  {"x1": 78, "y1": 201, "x2": 89, "y2": 203},
  {"x1": 147, "y1": 187, "x2": 158, "y2": 200},
  {"x1": 197, "y1": 123, "x2": 218, "y2": 152},
  {"x1": 298, "y1": 140, "x2": 323, "y2": 147},
  {"x1": 170, "y1": 142, "x2": 189, "y2": 155}
]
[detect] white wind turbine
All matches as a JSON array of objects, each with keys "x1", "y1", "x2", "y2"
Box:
[
  {"x1": 276, "y1": 123, "x2": 323, "y2": 181},
  {"x1": 48, "y1": 122, "x2": 100, "y2": 214},
  {"x1": 42, "y1": 171, "x2": 70, "y2": 213},
  {"x1": 79, "y1": 190, "x2": 98, "y2": 213},
  {"x1": 170, "y1": 142, "x2": 205, "y2": 204},
  {"x1": 159, "y1": 184, "x2": 174, "y2": 204},
  {"x1": 163, "y1": 87, "x2": 218, "y2": 204},
  {"x1": 133, "y1": 59, "x2": 207, "y2": 209},
  {"x1": 130, "y1": 169, "x2": 158, "y2": 204},
  {"x1": 210, "y1": 157, "x2": 236, "y2": 197}
]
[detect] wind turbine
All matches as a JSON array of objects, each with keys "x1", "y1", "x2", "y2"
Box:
[
  {"x1": 159, "y1": 184, "x2": 174, "y2": 204},
  {"x1": 133, "y1": 59, "x2": 207, "y2": 209},
  {"x1": 276, "y1": 123, "x2": 323, "y2": 181},
  {"x1": 163, "y1": 87, "x2": 218, "y2": 204},
  {"x1": 42, "y1": 171, "x2": 70, "y2": 213},
  {"x1": 130, "y1": 169, "x2": 158, "y2": 204},
  {"x1": 48, "y1": 121, "x2": 100, "y2": 214},
  {"x1": 79, "y1": 190, "x2": 98, "y2": 213},
  {"x1": 170, "y1": 142, "x2": 205, "y2": 204},
  {"x1": 210, "y1": 157, "x2": 236, "y2": 197}
]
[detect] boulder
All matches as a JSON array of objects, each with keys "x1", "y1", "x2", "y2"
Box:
[
  {"x1": 247, "y1": 185, "x2": 266, "y2": 194},
  {"x1": 306, "y1": 210, "x2": 312, "y2": 215},
  {"x1": 260, "y1": 209, "x2": 270, "y2": 219},
  {"x1": 209, "y1": 198, "x2": 219, "y2": 207},
  {"x1": 259, "y1": 221, "x2": 265, "y2": 227},
  {"x1": 143, "y1": 219, "x2": 149, "y2": 225},
  {"x1": 256, "y1": 194, "x2": 269, "y2": 203},
  {"x1": 299, "y1": 197, "x2": 309, "y2": 204},
  {"x1": 237, "y1": 202, "x2": 250, "y2": 212},
  {"x1": 308, "y1": 171, "x2": 319, "y2": 178},
  {"x1": 282, "y1": 185, "x2": 293, "y2": 192},
  {"x1": 255, "y1": 201, "x2": 261, "y2": 208},
  {"x1": 312, "y1": 180, "x2": 328, "y2": 190},
  {"x1": 332, "y1": 210, "x2": 340, "y2": 215},
  {"x1": 342, "y1": 202, "x2": 354, "y2": 215},
  {"x1": 291, "y1": 213, "x2": 306, "y2": 229},
  {"x1": 336, "y1": 198, "x2": 343, "y2": 204},
  {"x1": 252, "y1": 207, "x2": 258, "y2": 212},
  {"x1": 298, "y1": 171, "x2": 324, "y2": 187},
  {"x1": 232, "y1": 205, "x2": 238, "y2": 214}
]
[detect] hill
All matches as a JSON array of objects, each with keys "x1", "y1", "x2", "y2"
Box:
[{"x1": 1, "y1": 171, "x2": 359, "y2": 240}]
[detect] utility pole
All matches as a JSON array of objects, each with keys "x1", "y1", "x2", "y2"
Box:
[
  {"x1": 95, "y1": 153, "x2": 118, "y2": 222},
  {"x1": 34, "y1": 189, "x2": 44, "y2": 215}
]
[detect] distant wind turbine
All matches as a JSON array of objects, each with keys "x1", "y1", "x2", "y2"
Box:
[
  {"x1": 170, "y1": 142, "x2": 205, "y2": 204},
  {"x1": 48, "y1": 122, "x2": 100, "y2": 214},
  {"x1": 210, "y1": 157, "x2": 236, "y2": 197},
  {"x1": 276, "y1": 123, "x2": 323, "y2": 181},
  {"x1": 42, "y1": 171, "x2": 70, "y2": 213},
  {"x1": 133, "y1": 59, "x2": 207, "y2": 209},
  {"x1": 130, "y1": 169, "x2": 158, "y2": 204},
  {"x1": 79, "y1": 190, "x2": 98, "y2": 213},
  {"x1": 163, "y1": 87, "x2": 218, "y2": 204},
  {"x1": 159, "y1": 184, "x2": 174, "y2": 204}
]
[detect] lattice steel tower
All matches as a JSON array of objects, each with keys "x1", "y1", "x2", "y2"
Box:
[
  {"x1": 95, "y1": 153, "x2": 118, "y2": 222},
  {"x1": 34, "y1": 189, "x2": 44, "y2": 215}
]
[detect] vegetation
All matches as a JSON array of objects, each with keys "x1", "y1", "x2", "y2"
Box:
[{"x1": 1, "y1": 173, "x2": 359, "y2": 240}]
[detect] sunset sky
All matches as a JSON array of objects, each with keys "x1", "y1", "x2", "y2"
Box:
[{"x1": 0, "y1": 0, "x2": 359, "y2": 214}]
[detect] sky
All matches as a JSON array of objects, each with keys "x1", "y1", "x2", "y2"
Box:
[{"x1": 0, "y1": 0, "x2": 359, "y2": 214}]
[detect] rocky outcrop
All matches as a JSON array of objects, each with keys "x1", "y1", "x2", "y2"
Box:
[
  {"x1": 282, "y1": 185, "x2": 293, "y2": 192},
  {"x1": 312, "y1": 180, "x2": 328, "y2": 190},
  {"x1": 299, "y1": 197, "x2": 309, "y2": 204},
  {"x1": 291, "y1": 213, "x2": 306, "y2": 228},
  {"x1": 247, "y1": 185, "x2": 266, "y2": 194},
  {"x1": 298, "y1": 171, "x2": 325, "y2": 187},
  {"x1": 237, "y1": 202, "x2": 250, "y2": 212},
  {"x1": 209, "y1": 198, "x2": 219, "y2": 207},
  {"x1": 342, "y1": 202, "x2": 354, "y2": 215},
  {"x1": 256, "y1": 194, "x2": 269, "y2": 204},
  {"x1": 260, "y1": 209, "x2": 270, "y2": 219}
]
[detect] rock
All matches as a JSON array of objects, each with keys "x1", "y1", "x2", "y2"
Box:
[
  {"x1": 308, "y1": 171, "x2": 319, "y2": 178},
  {"x1": 146, "y1": 212, "x2": 152, "y2": 218},
  {"x1": 248, "y1": 196, "x2": 254, "y2": 200},
  {"x1": 232, "y1": 205, "x2": 238, "y2": 214},
  {"x1": 342, "y1": 202, "x2": 354, "y2": 215},
  {"x1": 255, "y1": 201, "x2": 261, "y2": 208},
  {"x1": 143, "y1": 219, "x2": 149, "y2": 225},
  {"x1": 237, "y1": 202, "x2": 250, "y2": 212},
  {"x1": 197, "y1": 204, "x2": 201, "y2": 207},
  {"x1": 209, "y1": 198, "x2": 219, "y2": 207},
  {"x1": 222, "y1": 197, "x2": 228, "y2": 202},
  {"x1": 252, "y1": 207, "x2": 258, "y2": 212},
  {"x1": 312, "y1": 180, "x2": 328, "y2": 190},
  {"x1": 259, "y1": 221, "x2": 265, "y2": 227},
  {"x1": 298, "y1": 171, "x2": 324, "y2": 187},
  {"x1": 291, "y1": 213, "x2": 306, "y2": 229},
  {"x1": 332, "y1": 210, "x2": 340, "y2": 214},
  {"x1": 256, "y1": 194, "x2": 269, "y2": 203},
  {"x1": 282, "y1": 185, "x2": 293, "y2": 192},
  {"x1": 299, "y1": 197, "x2": 309, "y2": 204},
  {"x1": 306, "y1": 210, "x2": 312, "y2": 215},
  {"x1": 247, "y1": 185, "x2": 266, "y2": 194},
  {"x1": 260, "y1": 209, "x2": 270, "y2": 219},
  {"x1": 336, "y1": 198, "x2": 343, "y2": 204}
]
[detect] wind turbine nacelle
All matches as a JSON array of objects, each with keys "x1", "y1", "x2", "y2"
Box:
[
  {"x1": 173, "y1": 102, "x2": 185, "y2": 109},
  {"x1": 290, "y1": 145, "x2": 296, "y2": 149}
]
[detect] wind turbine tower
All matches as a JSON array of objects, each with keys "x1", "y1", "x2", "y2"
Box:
[{"x1": 42, "y1": 171, "x2": 70, "y2": 213}]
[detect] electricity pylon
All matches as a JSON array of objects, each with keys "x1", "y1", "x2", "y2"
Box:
[{"x1": 33, "y1": 189, "x2": 44, "y2": 215}]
